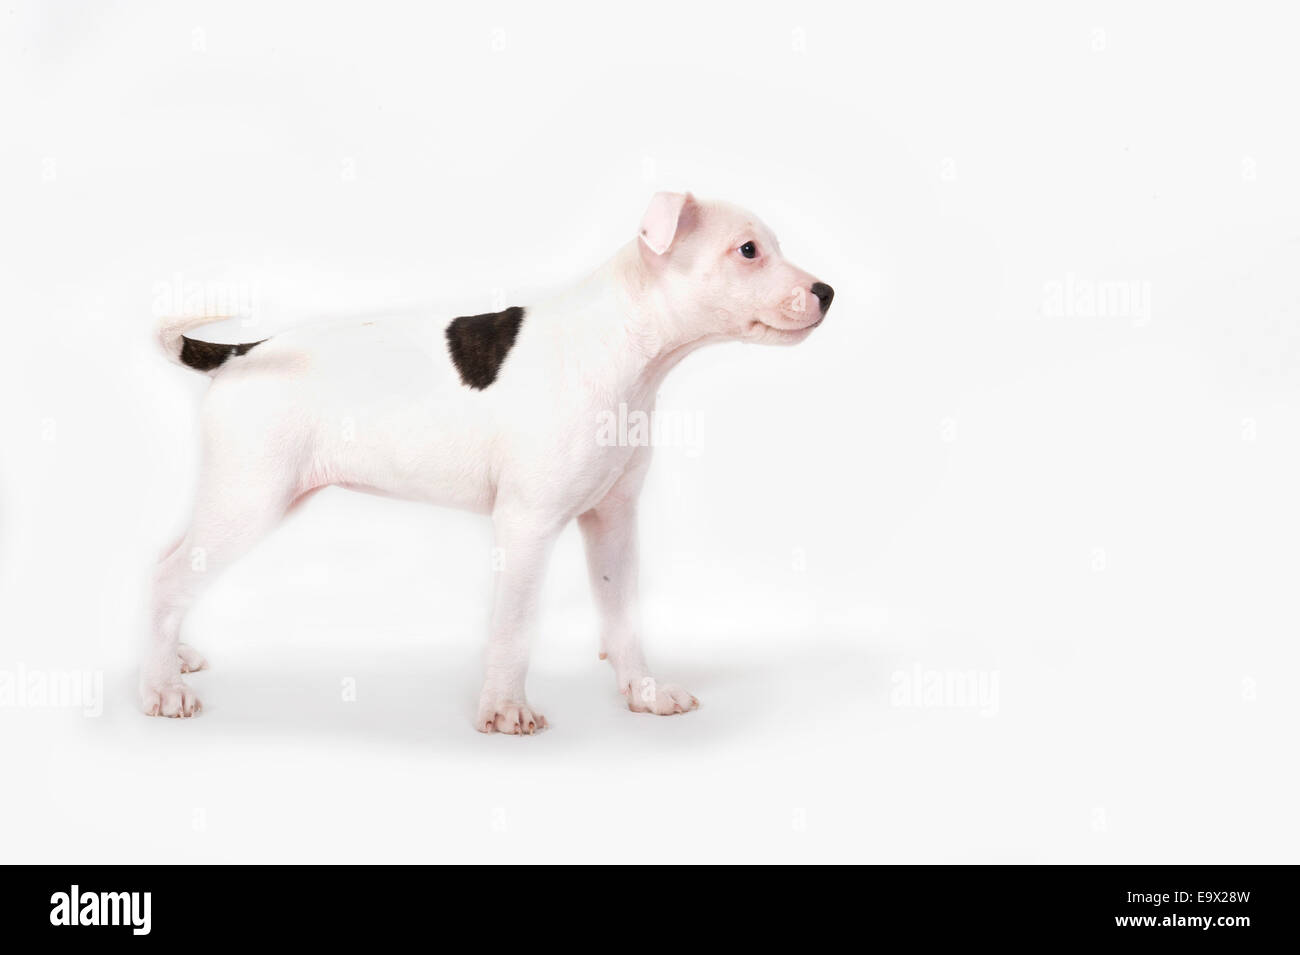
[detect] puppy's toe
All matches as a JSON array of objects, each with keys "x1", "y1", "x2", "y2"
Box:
[
  {"x1": 140, "y1": 687, "x2": 162, "y2": 717},
  {"x1": 477, "y1": 700, "x2": 547, "y2": 736},
  {"x1": 141, "y1": 681, "x2": 202, "y2": 718},
  {"x1": 177, "y1": 643, "x2": 208, "y2": 673},
  {"x1": 623, "y1": 677, "x2": 699, "y2": 716}
]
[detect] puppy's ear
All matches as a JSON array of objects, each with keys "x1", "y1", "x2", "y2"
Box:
[{"x1": 638, "y1": 191, "x2": 695, "y2": 255}]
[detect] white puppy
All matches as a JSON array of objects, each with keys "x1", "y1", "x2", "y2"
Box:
[{"x1": 144, "y1": 192, "x2": 834, "y2": 733}]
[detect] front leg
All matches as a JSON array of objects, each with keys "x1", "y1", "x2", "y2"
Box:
[
  {"x1": 476, "y1": 509, "x2": 559, "y2": 734},
  {"x1": 578, "y1": 493, "x2": 699, "y2": 716}
]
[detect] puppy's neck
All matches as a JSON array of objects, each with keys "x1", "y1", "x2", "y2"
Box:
[
  {"x1": 600, "y1": 242, "x2": 721, "y2": 396},
  {"x1": 534, "y1": 243, "x2": 719, "y2": 407}
]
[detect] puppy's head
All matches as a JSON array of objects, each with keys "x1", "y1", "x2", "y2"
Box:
[{"x1": 636, "y1": 191, "x2": 833, "y2": 346}]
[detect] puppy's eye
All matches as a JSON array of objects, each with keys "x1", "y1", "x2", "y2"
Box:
[{"x1": 739, "y1": 241, "x2": 757, "y2": 259}]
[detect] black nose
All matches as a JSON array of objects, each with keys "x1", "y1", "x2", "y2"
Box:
[{"x1": 811, "y1": 282, "x2": 834, "y2": 314}]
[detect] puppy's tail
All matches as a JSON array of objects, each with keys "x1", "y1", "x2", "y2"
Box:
[{"x1": 157, "y1": 314, "x2": 267, "y2": 374}]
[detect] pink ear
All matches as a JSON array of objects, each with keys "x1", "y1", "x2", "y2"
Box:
[{"x1": 638, "y1": 191, "x2": 694, "y2": 255}]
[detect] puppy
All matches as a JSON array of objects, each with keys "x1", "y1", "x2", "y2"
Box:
[{"x1": 144, "y1": 192, "x2": 834, "y2": 733}]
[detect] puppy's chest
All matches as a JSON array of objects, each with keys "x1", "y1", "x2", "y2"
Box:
[{"x1": 516, "y1": 404, "x2": 643, "y2": 512}]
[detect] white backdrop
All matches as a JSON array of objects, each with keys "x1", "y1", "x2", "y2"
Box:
[{"x1": 1, "y1": 1, "x2": 1296, "y2": 863}]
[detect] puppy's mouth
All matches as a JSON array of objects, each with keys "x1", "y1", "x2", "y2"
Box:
[{"x1": 754, "y1": 315, "x2": 823, "y2": 338}]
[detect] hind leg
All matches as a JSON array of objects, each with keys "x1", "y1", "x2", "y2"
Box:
[{"x1": 141, "y1": 459, "x2": 300, "y2": 717}]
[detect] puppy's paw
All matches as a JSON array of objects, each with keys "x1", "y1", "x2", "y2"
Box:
[
  {"x1": 140, "y1": 681, "x2": 202, "y2": 718},
  {"x1": 177, "y1": 643, "x2": 208, "y2": 673},
  {"x1": 476, "y1": 699, "x2": 547, "y2": 735},
  {"x1": 622, "y1": 676, "x2": 699, "y2": 716}
]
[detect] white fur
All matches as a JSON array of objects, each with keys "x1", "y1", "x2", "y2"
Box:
[{"x1": 143, "y1": 193, "x2": 832, "y2": 732}]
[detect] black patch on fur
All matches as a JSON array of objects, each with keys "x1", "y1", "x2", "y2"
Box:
[
  {"x1": 445, "y1": 306, "x2": 525, "y2": 390},
  {"x1": 180, "y1": 336, "x2": 266, "y2": 372}
]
